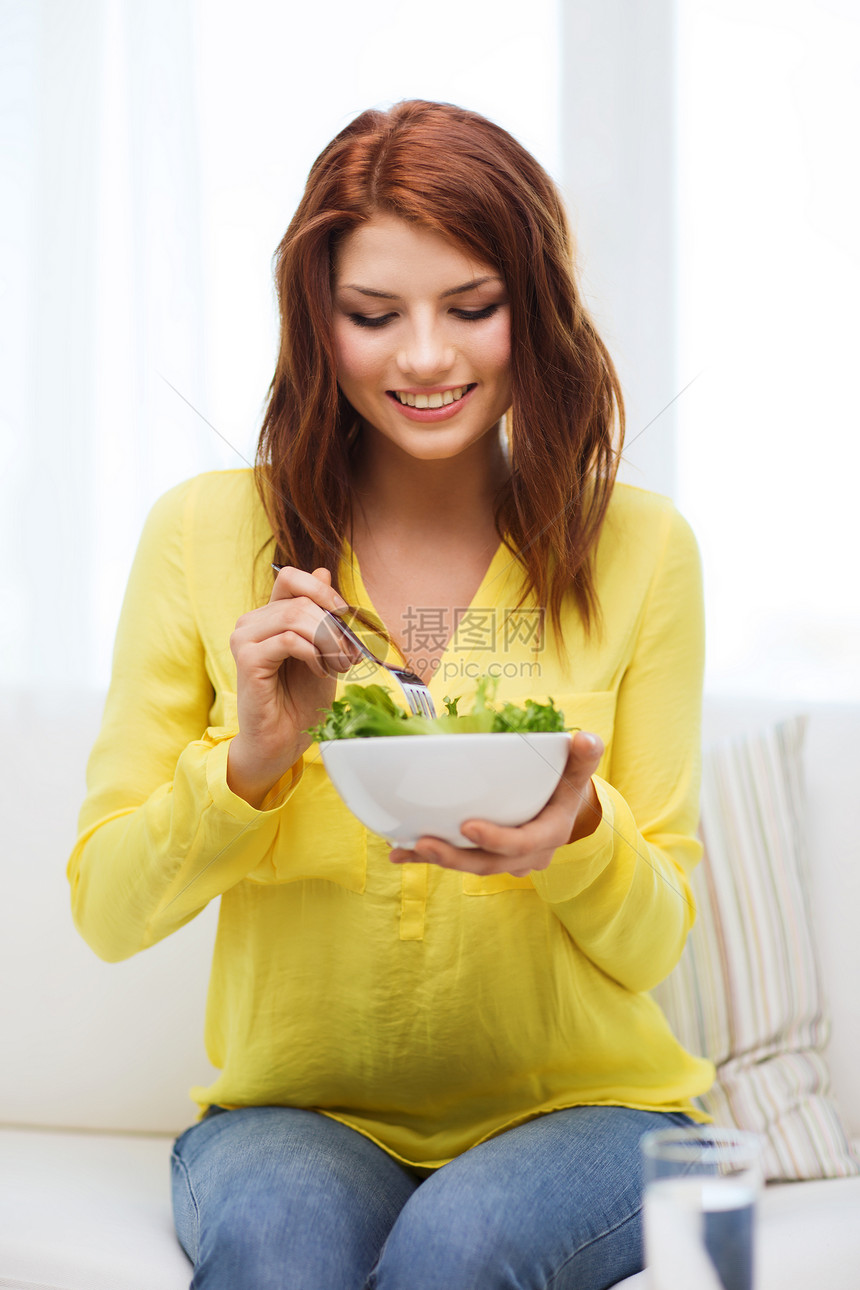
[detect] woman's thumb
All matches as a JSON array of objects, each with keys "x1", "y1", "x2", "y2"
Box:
[{"x1": 571, "y1": 731, "x2": 603, "y2": 766}]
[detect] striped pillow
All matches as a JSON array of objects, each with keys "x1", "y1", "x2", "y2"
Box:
[{"x1": 654, "y1": 715, "x2": 860, "y2": 1181}]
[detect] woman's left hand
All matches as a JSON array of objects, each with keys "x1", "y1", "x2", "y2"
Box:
[{"x1": 389, "y1": 731, "x2": 605, "y2": 877}]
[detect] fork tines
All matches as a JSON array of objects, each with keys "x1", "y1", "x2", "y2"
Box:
[{"x1": 396, "y1": 671, "x2": 436, "y2": 719}]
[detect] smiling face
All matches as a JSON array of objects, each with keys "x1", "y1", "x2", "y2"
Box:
[{"x1": 331, "y1": 213, "x2": 512, "y2": 464}]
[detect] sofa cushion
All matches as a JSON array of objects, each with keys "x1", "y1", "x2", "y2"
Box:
[
  {"x1": 5, "y1": 1126, "x2": 859, "y2": 1290},
  {"x1": 613, "y1": 1174, "x2": 860, "y2": 1290},
  {"x1": 654, "y1": 716, "x2": 859, "y2": 1180},
  {"x1": 0, "y1": 685, "x2": 220, "y2": 1135},
  {"x1": 0, "y1": 1127, "x2": 190, "y2": 1290}
]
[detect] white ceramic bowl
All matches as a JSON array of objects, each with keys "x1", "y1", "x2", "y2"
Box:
[{"x1": 319, "y1": 732, "x2": 571, "y2": 848}]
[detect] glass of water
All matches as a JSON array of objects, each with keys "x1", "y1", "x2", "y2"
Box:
[{"x1": 641, "y1": 1125, "x2": 764, "y2": 1290}]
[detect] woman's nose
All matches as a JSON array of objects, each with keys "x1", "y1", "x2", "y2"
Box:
[{"x1": 396, "y1": 318, "x2": 456, "y2": 381}]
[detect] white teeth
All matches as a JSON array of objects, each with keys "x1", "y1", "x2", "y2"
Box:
[{"x1": 393, "y1": 385, "x2": 469, "y2": 408}]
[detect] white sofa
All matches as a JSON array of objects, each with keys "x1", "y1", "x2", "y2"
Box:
[{"x1": 1, "y1": 687, "x2": 858, "y2": 1290}]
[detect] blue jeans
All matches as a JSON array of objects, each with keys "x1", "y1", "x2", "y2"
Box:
[{"x1": 171, "y1": 1103, "x2": 695, "y2": 1289}]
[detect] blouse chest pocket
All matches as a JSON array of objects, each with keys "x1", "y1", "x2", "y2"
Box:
[{"x1": 461, "y1": 690, "x2": 616, "y2": 897}]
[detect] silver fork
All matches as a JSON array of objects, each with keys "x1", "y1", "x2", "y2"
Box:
[{"x1": 271, "y1": 564, "x2": 437, "y2": 719}]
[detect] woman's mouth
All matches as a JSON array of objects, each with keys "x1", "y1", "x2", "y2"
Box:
[
  {"x1": 390, "y1": 384, "x2": 474, "y2": 409},
  {"x1": 385, "y1": 383, "x2": 477, "y2": 422}
]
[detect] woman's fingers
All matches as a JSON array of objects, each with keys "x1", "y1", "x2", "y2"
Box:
[
  {"x1": 549, "y1": 731, "x2": 604, "y2": 809},
  {"x1": 390, "y1": 732, "x2": 605, "y2": 876},
  {"x1": 461, "y1": 732, "x2": 603, "y2": 852},
  {"x1": 390, "y1": 835, "x2": 555, "y2": 876},
  {"x1": 226, "y1": 566, "x2": 360, "y2": 803},
  {"x1": 265, "y1": 630, "x2": 342, "y2": 681},
  {"x1": 270, "y1": 563, "x2": 348, "y2": 612},
  {"x1": 232, "y1": 569, "x2": 359, "y2": 676},
  {"x1": 232, "y1": 609, "x2": 348, "y2": 678}
]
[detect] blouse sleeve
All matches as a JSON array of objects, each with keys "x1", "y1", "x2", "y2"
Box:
[
  {"x1": 67, "y1": 479, "x2": 303, "y2": 963},
  {"x1": 530, "y1": 505, "x2": 705, "y2": 992}
]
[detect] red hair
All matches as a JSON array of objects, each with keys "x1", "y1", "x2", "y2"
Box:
[{"x1": 255, "y1": 99, "x2": 624, "y2": 645}]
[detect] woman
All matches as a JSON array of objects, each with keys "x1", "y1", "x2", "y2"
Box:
[{"x1": 69, "y1": 100, "x2": 714, "y2": 1289}]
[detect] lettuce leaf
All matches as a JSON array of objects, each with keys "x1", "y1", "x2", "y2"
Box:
[{"x1": 308, "y1": 674, "x2": 568, "y2": 740}]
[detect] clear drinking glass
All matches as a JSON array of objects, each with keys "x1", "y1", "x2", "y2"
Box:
[{"x1": 641, "y1": 1125, "x2": 764, "y2": 1290}]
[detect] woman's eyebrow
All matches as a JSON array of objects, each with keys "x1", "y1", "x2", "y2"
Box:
[{"x1": 338, "y1": 276, "x2": 503, "y2": 300}]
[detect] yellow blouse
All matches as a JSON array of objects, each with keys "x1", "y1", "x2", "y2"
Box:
[{"x1": 68, "y1": 469, "x2": 714, "y2": 1168}]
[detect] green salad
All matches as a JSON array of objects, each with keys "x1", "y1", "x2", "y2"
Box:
[{"x1": 308, "y1": 674, "x2": 568, "y2": 741}]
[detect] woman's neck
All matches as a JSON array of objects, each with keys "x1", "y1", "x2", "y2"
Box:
[{"x1": 350, "y1": 422, "x2": 510, "y2": 541}]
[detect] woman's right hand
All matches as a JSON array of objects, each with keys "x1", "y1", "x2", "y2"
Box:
[{"x1": 226, "y1": 565, "x2": 358, "y2": 807}]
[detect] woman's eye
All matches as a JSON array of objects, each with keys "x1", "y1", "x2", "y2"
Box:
[
  {"x1": 347, "y1": 304, "x2": 501, "y2": 328},
  {"x1": 452, "y1": 304, "x2": 500, "y2": 322},
  {"x1": 348, "y1": 313, "x2": 395, "y2": 329}
]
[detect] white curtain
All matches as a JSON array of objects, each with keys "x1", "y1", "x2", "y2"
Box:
[
  {"x1": 1, "y1": 0, "x2": 560, "y2": 692},
  {"x1": 676, "y1": 0, "x2": 860, "y2": 701},
  {"x1": 7, "y1": 2, "x2": 854, "y2": 703},
  {"x1": 1, "y1": 0, "x2": 216, "y2": 690}
]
